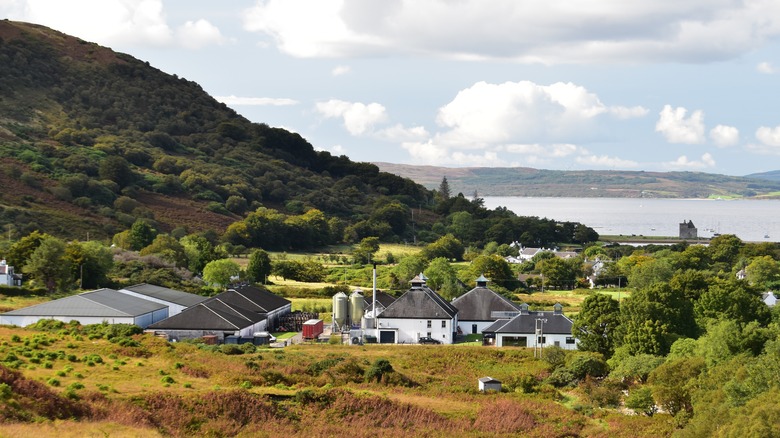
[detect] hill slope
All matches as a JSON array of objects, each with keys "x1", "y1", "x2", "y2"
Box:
[
  {"x1": 0, "y1": 21, "x2": 428, "y2": 240},
  {"x1": 375, "y1": 162, "x2": 780, "y2": 198}
]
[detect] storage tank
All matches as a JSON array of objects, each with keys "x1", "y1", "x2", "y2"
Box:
[
  {"x1": 332, "y1": 291, "x2": 348, "y2": 329},
  {"x1": 349, "y1": 290, "x2": 365, "y2": 327}
]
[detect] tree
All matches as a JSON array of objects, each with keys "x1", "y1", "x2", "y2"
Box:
[
  {"x1": 180, "y1": 234, "x2": 217, "y2": 274},
  {"x1": 648, "y1": 357, "x2": 706, "y2": 416},
  {"x1": 538, "y1": 257, "x2": 582, "y2": 289},
  {"x1": 424, "y1": 257, "x2": 458, "y2": 294},
  {"x1": 246, "y1": 249, "x2": 272, "y2": 284},
  {"x1": 463, "y1": 255, "x2": 519, "y2": 291},
  {"x1": 625, "y1": 387, "x2": 657, "y2": 416},
  {"x1": 128, "y1": 220, "x2": 157, "y2": 251},
  {"x1": 694, "y1": 278, "x2": 771, "y2": 327},
  {"x1": 139, "y1": 234, "x2": 187, "y2": 267},
  {"x1": 64, "y1": 241, "x2": 114, "y2": 289},
  {"x1": 22, "y1": 236, "x2": 72, "y2": 293},
  {"x1": 353, "y1": 236, "x2": 380, "y2": 264},
  {"x1": 708, "y1": 234, "x2": 743, "y2": 270},
  {"x1": 98, "y1": 155, "x2": 135, "y2": 188},
  {"x1": 6, "y1": 230, "x2": 50, "y2": 270},
  {"x1": 438, "y1": 176, "x2": 451, "y2": 200},
  {"x1": 393, "y1": 255, "x2": 428, "y2": 287},
  {"x1": 202, "y1": 259, "x2": 241, "y2": 287},
  {"x1": 745, "y1": 255, "x2": 780, "y2": 289},
  {"x1": 421, "y1": 234, "x2": 464, "y2": 261},
  {"x1": 572, "y1": 293, "x2": 621, "y2": 357}
]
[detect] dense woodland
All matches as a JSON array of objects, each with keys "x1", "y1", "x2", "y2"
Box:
[{"x1": 1, "y1": 20, "x2": 780, "y2": 437}]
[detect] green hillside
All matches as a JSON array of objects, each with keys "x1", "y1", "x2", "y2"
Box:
[
  {"x1": 375, "y1": 163, "x2": 780, "y2": 198},
  {"x1": 0, "y1": 20, "x2": 427, "y2": 241}
]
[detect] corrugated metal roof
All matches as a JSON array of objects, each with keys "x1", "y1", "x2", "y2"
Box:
[
  {"x1": 121, "y1": 283, "x2": 208, "y2": 307},
  {"x1": 147, "y1": 299, "x2": 267, "y2": 330},
  {"x1": 1, "y1": 288, "x2": 165, "y2": 318}
]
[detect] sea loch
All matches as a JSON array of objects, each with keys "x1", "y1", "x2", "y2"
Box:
[{"x1": 482, "y1": 197, "x2": 780, "y2": 243}]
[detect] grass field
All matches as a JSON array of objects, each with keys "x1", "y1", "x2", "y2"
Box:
[{"x1": 0, "y1": 323, "x2": 674, "y2": 437}]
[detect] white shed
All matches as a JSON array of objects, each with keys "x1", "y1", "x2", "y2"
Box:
[{"x1": 478, "y1": 376, "x2": 502, "y2": 392}]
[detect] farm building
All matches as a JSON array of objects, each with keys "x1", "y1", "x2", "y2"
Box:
[
  {"x1": 482, "y1": 303, "x2": 578, "y2": 349},
  {"x1": 451, "y1": 275, "x2": 520, "y2": 336},
  {"x1": 117, "y1": 283, "x2": 207, "y2": 316},
  {"x1": 146, "y1": 284, "x2": 291, "y2": 342},
  {"x1": 374, "y1": 274, "x2": 459, "y2": 344},
  {"x1": 0, "y1": 288, "x2": 169, "y2": 328}
]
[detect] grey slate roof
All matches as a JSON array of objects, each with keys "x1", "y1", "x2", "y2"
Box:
[
  {"x1": 224, "y1": 285, "x2": 291, "y2": 313},
  {"x1": 451, "y1": 286, "x2": 520, "y2": 321},
  {"x1": 147, "y1": 298, "x2": 266, "y2": 330},
  {"x1": 379, "y1": 286, "x2": 458, "y2": 319},
  {"x1": 364, "y1": 290, "x2": 397, "y2": 313},
  {"x1": 147, "y1": 285, "x2": 286, "y2": 331},
  {"x1": 482, "y1": 310, "x2": 574, "y2": 335},
  {"x1": 1, "y1": 288, "x2": 166, "y2": 318},
  {"x1": 121, "y1": 283, "x2": 208, "y2": 307}
]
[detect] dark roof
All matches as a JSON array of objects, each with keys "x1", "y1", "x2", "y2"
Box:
[
  {"x1": 451, "y1": 287, "x2": 520, "y2": 321},
  {"x1": 147, "y1": 298, "x2": 266, "y2": 330},
  {"x1": 121, "y1": 283, "x2": 208, "y2": 307},
  {"x1": 379, "y1": 286, "x2": 458, "y2": 319},
  {"x1": 224, "y1": 285, "x2": 291, "y2": 312},
  {"x1": 364, "y1": 290, "x2": 396, "y2": 312},
  {"x1": 482, "y1": 310, "x2": 574, "y2": 335},
  {"x1": 2, "y1": 288, "x2": 165, "y2": 318}
]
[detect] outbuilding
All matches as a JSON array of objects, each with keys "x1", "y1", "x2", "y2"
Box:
[{"x1": 478, "y1": 376, "x2": 502, "y2": 392}]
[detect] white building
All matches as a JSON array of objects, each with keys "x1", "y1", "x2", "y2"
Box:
[
  {"x1": 0, "y1": 260, "x2": 20, "y2": 286},
  {"x1": 451, "y1": 275, "x2": 520, "y2": 336},
  {"x1": 482, "y1": 303, "x2": 578, "y2": 350},
  {"x1": 118, "y1": 283, "x2": 207, "y2": 316},
  {"x1": 374, "y1": 275, "x2": 458, "y2": 344},
  {"x1": 0, "y1": 288, "x2": 169, "y2": 328}
]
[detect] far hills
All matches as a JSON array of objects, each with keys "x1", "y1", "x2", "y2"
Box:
[{"x1": 375, "y1": 163, "x2": 780, "y2": 198}]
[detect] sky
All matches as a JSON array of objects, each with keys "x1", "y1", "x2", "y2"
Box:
[{"x1": 2, "y1": 0, "x2": 780, "y2": 176}]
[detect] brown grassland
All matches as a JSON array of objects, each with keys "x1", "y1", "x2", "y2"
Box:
[{"x1": 0, "y1": 324, "x2": 673, "y2": 437}]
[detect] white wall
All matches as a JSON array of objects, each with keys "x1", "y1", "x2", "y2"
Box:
[
  {"x1": 376, "y1": 317, "x2": 455, "y2": 344},
  {"x1": 0, "y1": 315, "x2": 137, "y2": 327},
  {"x1": 457, "y1": 320, "x2": 495, "y2": 336},
  {"x1": 495, "y1": 332, "x2": 578, "y2": 350}
]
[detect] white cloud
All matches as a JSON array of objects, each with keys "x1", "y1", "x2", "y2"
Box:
[
  {"x1": 655, "y1": 105, "x2": 706, "y2": 144},
  {"x1": 176, "y1": 19, "x2": 229, "y2": 49},
  {"x1": 3, "y1": 0, "x2": 225, "y2": 48},
  {"x1": 401, "y1": 140, "x2": 503, "y2": 166},
  {"x1": 663, "y1": 153, "x2": 716, "y2": 169},
  {"x1": 757, "y1": 62, "x2": 776, "y2": 74},
  {"x1": 314, "y1": 144, "x2": 346, "y2": 155},
  {"x1": 748, "y1": 125, "x2": 780, "y2": 155},
  {"x1": 216, "y1": 95, "x2": 298, "y2": 106},
  {"x1": 576, "y1": 155, "x2": 639, "y2": 168},
  {"x1": 609, "y1": 106, "x2": 649, "y2": 119},
  {"x1": 315, "y1": 99, "x2": 388, "y2": 136},
  {"x1": 242, "y1": 0, "x2": 780, "y2": 64},
  {"x1": 376, "y1": 124, "x2": 429, "y2": 142},
  {"x1": 709, "y1": 125, "x2": 739, "y2": 147},
  {"x1": 756, "y1": 126, "x2": 780, "y2": 147},
  {"x1": 331, "y1": 65, "x2": 351, "y2": 76},
  {"x1": 503, "y1": 143, "x2": 580, "y2": 158},
  {"x1": 434, "y1": 81, "x2": 633, "y2": 147}
]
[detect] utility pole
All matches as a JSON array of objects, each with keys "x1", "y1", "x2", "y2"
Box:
[{"x1": 534, "y1": 318, "x2": 547, "y2": 358}]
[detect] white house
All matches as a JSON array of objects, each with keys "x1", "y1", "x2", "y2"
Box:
[
  {"x1": 451, "y1": 275, "x2": 520, "y2": 336},
  {"x1": 482, "y1": 303, "x2": 578, "y2": 350},
  {"x1": 762, "y1": 291, "x2": 777, "y2": 307},
  {"x1": 0, "y1": 260, "x2": 20, "y2": 286},
  {"x1": 374, "y1": 274, "x2": 459, "y2": 344}
]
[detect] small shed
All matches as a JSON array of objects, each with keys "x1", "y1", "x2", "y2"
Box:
[{"x1": 478, "y1": 376, "x2": 502, "y2": 392}]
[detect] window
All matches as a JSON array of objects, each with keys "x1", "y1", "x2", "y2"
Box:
[
  {"x1": 441, "y1": 320, "x2": 446, "y2": 328},
  {"x1": 537, "y1": 336, "x2": 546, "y2": 344},
  {"x1": 427, "y1": 332, "x2": 432, "y2": 338},
  {"x1": 565, "y1": 337, "x2": 576, "y2": 344},
  {"x1": 427, "y1": 320, "x2": 432, "y2": 328}
]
